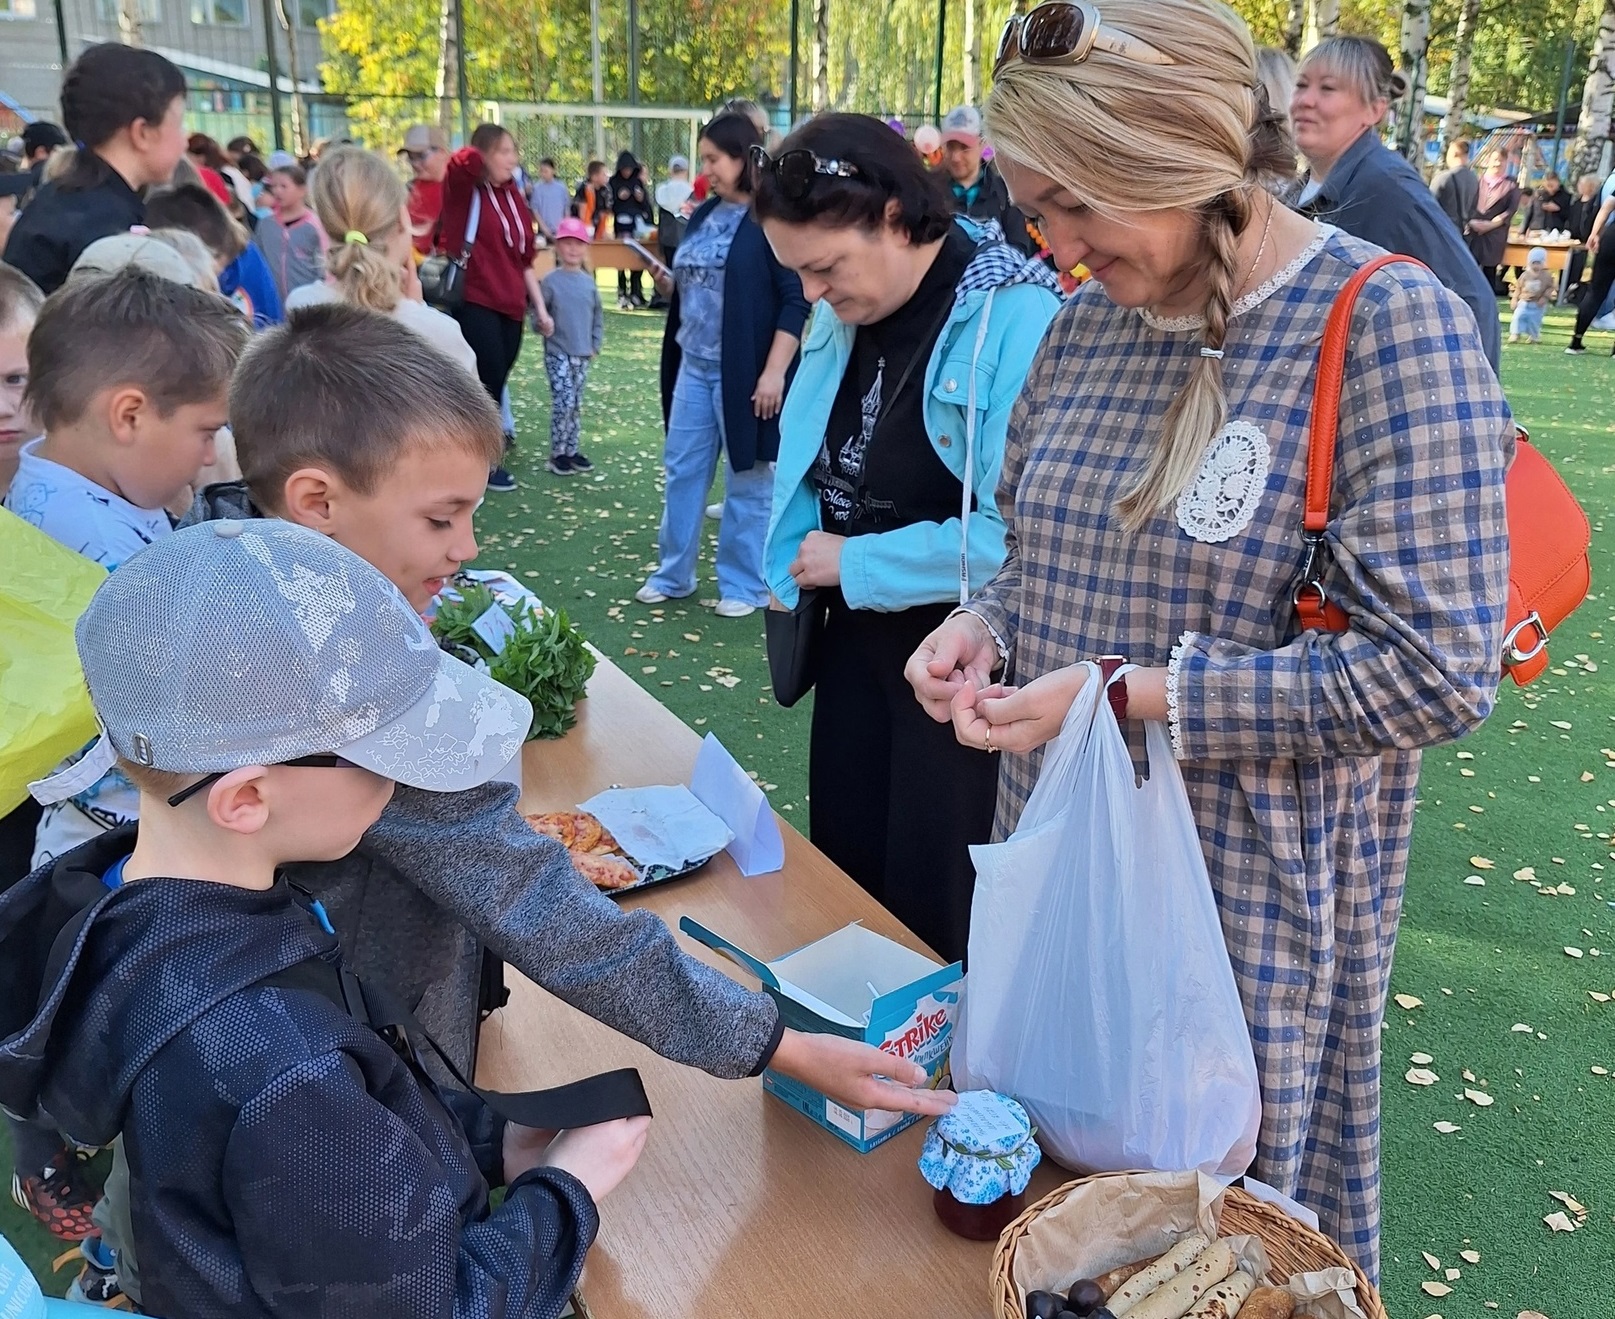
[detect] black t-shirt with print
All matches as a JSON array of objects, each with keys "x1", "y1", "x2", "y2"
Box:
[{"x1": 814, "y1": 225, "x2": 975, "y2": 537}]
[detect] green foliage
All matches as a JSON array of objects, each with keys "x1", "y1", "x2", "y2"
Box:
[
  {"x1": 430, "y1": 584, "x2": 597, "y2": 740},
  {"x1": 320, "y1": 0, "x2": 1606, "y2": 152},
  {"x1": 488, "y1": 605, "x2": 597, "y2": 740}
]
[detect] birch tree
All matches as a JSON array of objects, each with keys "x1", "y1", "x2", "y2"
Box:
[
  {"x1": 1438, "y1": 0, "x2": 1482, "y2": 156},
  {"x1": 1572, "y1": 0, "x2": 1615, "y2": 179},
  {"x1": 963, "y1": 0, "x2": 982, "y2": 106},
  {"x1": 1309, "y1": 0, "x2": 1341, "y2": 47},
  {"x1": 1395, "y1": 0, "x2": 1431, "y2": 161},
  {"x1": 1282, "y1": 0, "x2": 1305, "y2": 57}
]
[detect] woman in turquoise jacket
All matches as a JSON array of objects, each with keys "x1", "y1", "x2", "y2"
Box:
[{"x1": 755, "y1": 114, "x2": 1060, "y2": 961}]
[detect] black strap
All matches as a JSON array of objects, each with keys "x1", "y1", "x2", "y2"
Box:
[{"x1": 264, "y1": 958, "x2": 652, "y2": 1130}]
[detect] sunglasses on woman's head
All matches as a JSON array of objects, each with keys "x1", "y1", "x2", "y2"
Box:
[
  {"x1": 750, "y1": 146, "x2": 862, "y2": 202},
  {"x1": 166, "y1": 754, "x2": 359, "y2": 808},
  {"x1": 994, "y1": 1, "x2": 1175, "y2": 77}
]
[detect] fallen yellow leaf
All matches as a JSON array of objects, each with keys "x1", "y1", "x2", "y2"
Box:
[
  {"x1": 1566, "y1": 947, "x2": 1586, "y2": 959},
  {"x1": 1551, "y1": 719, "x2": 1574, "y2": 729},
  {"x1": 1434, "y1": 1120, "x2": 1462, "y2": 1134},
  {"x1": 1460, "y1": 1250, "x2": 1481, "y2": 1264},
  {"x1": 1514, "y1": 867, "x2": 1537, "y2": 882},
  {"x1": 1422, "y1": 1251, "x2": 1441, "y2": 1270},
  {"x1": 1584, "y1": 772, "x2": 1598, "y2": 782},
  {"x1": 1464, "y1": 875, "x2": 1487, "y2": 886},
  {"x1": 1464, "y1": 1088, "x2": 1495, "y2": 1107},
  {"x1": 1422, "y1": 1281, "x2": 1453, "y2": 1297},
  {"x1": 1407, "y1": 1067, "x2": 1440, "y2": 1086},
  {"x1": 1511, "y1": 1023, "x2": 1534, "y2": 1033},
  {"x1": 1411, "y1": 1051, "x2": 1434, "y2": 1065},
  {"x1": 1549, "y1": 1190, "x2": 1587, "y2": 1214},
  {"x1": 1395, "y1": 994, "x2": 1424, "y2": 1010},
  {"x1": 1470, "y1": 856, "x2": 1495, "y2": 869},
  {"x1": 1446, "y1": 1268, "x2": 1462, "y2": 1281},
  {"x1": 1544, "y1": 1210, "x2": 1577, "y2": 1233}
]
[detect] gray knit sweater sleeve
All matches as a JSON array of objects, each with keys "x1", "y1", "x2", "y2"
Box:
[{"x1": 362, "y1": 781, "x2": 782, "y2": 1079}]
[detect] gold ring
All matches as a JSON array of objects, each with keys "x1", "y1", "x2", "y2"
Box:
[{"x1": 984, "y1": 730, "x2": 995, "y2": 754}]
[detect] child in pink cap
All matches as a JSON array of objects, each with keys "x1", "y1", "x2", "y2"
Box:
[{"x1": 535, "y1": 217, "x2": 605, "y2": 476}]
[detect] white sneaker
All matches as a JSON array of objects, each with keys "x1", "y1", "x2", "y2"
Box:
[
  {"x1": 635, "y1": 583, "x2": 669, "y2": 604},
  {"x1": 704, "y1": 502, "x2": 723, "y2": 520},
  {"x1": 713, "y1": 598, "x2": 758, "y2": 619}
]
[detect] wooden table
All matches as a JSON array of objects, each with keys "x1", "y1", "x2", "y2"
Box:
[
  {"x1": 480, "y1": 658, "x2": 1060, "y2": 1319},
  {"x1": 532, "y1": 236, "x2": 663, "y2": 278}
]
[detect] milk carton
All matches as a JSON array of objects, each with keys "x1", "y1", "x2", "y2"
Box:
[{"x1": 680, "y1": 918, "x2": 963, "y2": 1152}]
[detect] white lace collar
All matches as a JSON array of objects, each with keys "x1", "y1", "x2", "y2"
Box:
[{"x1": 1137, "y1": 225, "x2": 1333, "y2": 333}]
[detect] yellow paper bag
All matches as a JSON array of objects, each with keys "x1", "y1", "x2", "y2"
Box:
[{"x1": 0, "y1": 510, "x2": 107, "y2": 814}]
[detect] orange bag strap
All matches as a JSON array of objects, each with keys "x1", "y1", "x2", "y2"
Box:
[{"x1": 1294, "y1": 253, "x2": 1431, "y2": 633}]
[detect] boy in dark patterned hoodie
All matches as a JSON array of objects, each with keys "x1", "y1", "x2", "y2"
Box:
[{"x1": 0, "y1": 519, "x2": 651, "y2": 1317}]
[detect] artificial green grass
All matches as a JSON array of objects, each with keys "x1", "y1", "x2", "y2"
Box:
[{"x1": 4, "y1": 295, "x2": 1610, "y2": 1317}]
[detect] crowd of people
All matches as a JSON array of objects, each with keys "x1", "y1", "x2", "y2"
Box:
[{"x1": 0, "y1": 0, "x2": 1573, "y2": 1310}]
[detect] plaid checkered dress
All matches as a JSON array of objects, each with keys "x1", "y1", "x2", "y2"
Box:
[{"x1": 966, "y1": 228, "x2": 1512, "y2": 1280}]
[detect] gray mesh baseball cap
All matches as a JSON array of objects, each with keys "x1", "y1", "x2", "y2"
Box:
[{"x1": 34, "y1": 518, "x2": 531, "y2": 802}]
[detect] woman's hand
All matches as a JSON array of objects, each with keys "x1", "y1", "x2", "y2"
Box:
[
  {"x1": 905, "y1": 612, "x2": 1000, "y2": 722},
  {"x1": 1591, "y1": 228, "x2": 1603, "y2": 254},
  {"x1": 752, "y1": 366, "x2": 788, "y2": 420},
  {"x1": 952, "y1": 666, "x2": 1088, "y2": 756},
  {"x1": 652, "y1": 268, "x2": 675, "y2": 298},
  {"x1": 788, "y1": 531, "x2": 844, "y2": 588}
]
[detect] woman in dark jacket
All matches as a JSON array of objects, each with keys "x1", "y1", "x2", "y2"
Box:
[
  {"x1": 640, "y1": 113, "x2": 808, "y2": 618},
  {"x1": 1466, "y1": 153, "x2": 1522, "y2": 292},
  {"x1": 2, "y1": 44, "x2": 188, "y2": 294},
  {"x1": 1290, "y1": 35, "x2": 1501, "y2": 370},
  {"x1": 609, "y1": 150, "x2": 653, "y2": 308}
]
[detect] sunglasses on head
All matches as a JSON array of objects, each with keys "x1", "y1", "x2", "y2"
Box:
[
  {"x1": 166, "y1": 754, "x2": 359, "y2": 808},
  {"x1": 994, "y1": 1, "x2": 1174, "y2": 78},
  {"x1": 750, "y1": 145, "x2": 862, "y2": 202}
]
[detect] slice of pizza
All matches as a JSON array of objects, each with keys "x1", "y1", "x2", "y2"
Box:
[{"x1": 572, "y1": 851, "x2": 640, "y2": 891}]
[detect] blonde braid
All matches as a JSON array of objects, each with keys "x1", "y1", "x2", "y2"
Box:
[{"x1": 1116, "y1": 188, "x2": 1248, "y2": 530}]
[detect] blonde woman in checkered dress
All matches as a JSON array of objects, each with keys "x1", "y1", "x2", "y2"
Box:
[{"x1": 905, "y1": 0, "x2": 1512, "y2": 1281}]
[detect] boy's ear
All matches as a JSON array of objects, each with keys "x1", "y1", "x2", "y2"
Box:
[
  {"x1": 280, "y1": 466, "x2": 344, "y2": 531},
  {"x1": 106, "y1": 386, "x2": 152, "y2": 446},
  {"x1": 205, "y1": 766, "x2": 272, "y2": 835}
]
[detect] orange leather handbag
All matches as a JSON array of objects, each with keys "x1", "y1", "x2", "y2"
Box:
[{"x1": 1293, "y1": 253, "x2": 1591, "y2": 686}]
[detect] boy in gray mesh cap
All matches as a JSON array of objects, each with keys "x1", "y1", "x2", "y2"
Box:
[{"x1": 0, "y1": 518, "x2": 651, "y2": 1318}]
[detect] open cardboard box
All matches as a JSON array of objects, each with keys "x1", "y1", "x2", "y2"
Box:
[{"x1": 681, "y1": 918, "x2": 963, "y2": 1152}]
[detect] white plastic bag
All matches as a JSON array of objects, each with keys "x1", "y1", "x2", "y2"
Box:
[{"x1": 955, "y1": 662, "x2": 1261, "y2": 1177}]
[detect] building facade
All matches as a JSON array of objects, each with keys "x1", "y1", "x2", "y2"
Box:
[{"x1": 1, "y1": 0, "x2": 339, "y2": 150}]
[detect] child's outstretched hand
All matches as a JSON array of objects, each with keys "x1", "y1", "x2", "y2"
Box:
[
  {"x1": 542, "y1": 1116, "x2": 652, "y2": 1203},
  {"x1": 769, "y1": 1029, "x2": 959, "y2": 1119}
]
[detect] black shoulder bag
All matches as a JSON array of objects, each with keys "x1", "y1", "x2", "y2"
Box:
[{"x1": 420, "y1": 187, "x2": 481, "y2": 313}]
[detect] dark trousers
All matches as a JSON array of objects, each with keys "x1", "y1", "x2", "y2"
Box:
[
  {"x1": 617, "y1": 267, "x2": 645, "y2": 302},
  {"x1": 808, "y1": 595, "x2": 998, "y2": 966},
  {"x1": 1573, "y1": 225, "x2": 1615, "y2": 339},
  {"x1": 455, "y1": 301, "x2": 524, "y2": 414}
]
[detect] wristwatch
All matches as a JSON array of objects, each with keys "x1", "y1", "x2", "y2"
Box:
[{"x1": 1098, "y1": 654, "x2": 1129, "y2": 722}]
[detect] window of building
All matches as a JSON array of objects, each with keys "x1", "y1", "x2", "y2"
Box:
[
  {"x1": 0, "y1": 0, "x2": 40, "y2": 20},
  {"x1": 191, "y1": 0, "x2": 247, "y2": 23},
  {"x1": 297, "y1": 0, "x2": 329, "y2": 26}
]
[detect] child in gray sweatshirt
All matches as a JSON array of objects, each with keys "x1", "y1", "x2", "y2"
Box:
[{"x1": 537, "y1": 217, "x2": 606, "y2": 476}]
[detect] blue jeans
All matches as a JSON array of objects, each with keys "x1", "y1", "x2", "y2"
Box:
[
  {"x1": 1510, "y1": 302, "x2": 1544, "y2": 340},
  {"x1": 647, "y1": 358, "x2": 772, "y2": 605}
]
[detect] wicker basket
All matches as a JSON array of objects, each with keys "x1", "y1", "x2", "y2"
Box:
[{"x1": 989, "y1": 1174, "x2": 1386, "y2": 1319}]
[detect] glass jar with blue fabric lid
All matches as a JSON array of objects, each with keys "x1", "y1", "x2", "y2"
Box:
[{"x1": 919, "y1": 1090, "x2": 1042, "y2": 1240}]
